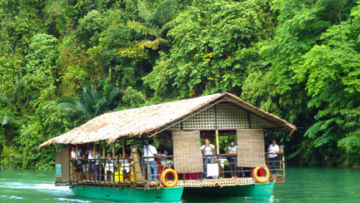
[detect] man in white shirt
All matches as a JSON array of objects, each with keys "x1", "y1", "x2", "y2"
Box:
[
  {"x1": 200, "y1": 138, "x2": 215, "y2": 178},
  {"x1": 144, "y1": 139, "x2": 158, "y2": 181},
  {"x1": 268, "y1": 139, "x2": 280, "y2": 174}
]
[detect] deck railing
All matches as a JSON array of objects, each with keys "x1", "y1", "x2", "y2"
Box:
[
  {"x1": 69, "y1": 153, "x2": 285, "y2": 187},
  {"x1": 69, "y1": 157, "x2": 137, "y2": 187},
  {"x1": 266, "y1": 152, "x2": 286, "y2": 183}
]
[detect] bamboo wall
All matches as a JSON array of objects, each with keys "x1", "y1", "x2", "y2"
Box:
[{"x1": 170, "y1": 102, "x2": 278, "y2": 130}]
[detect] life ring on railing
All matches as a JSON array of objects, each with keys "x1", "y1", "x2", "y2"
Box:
[
  {"x1": 253, "y1": 166, "x2": 270, "y2": 183},
  {"x1": 160, "y1": 169, "x2": 178, "y2": 187}
]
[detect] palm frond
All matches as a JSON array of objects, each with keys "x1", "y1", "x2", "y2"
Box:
[
  {"x1": 127, "y1": 21, "x2": 159, "y2": 37},
  {"x1": 74, "y1": 100, "x2": 89, "y2": 115},
  {"x1": 89, "y1": 84, "x2": 99, "y2": 104},
  {"x1": 136, "y1": 39, "x2": 160, "y2": 50},
  {"x1": 150, "y1": 0, "x2": 178, "y2": 27},
  {"x1": 136, "y1": 37, "x2": 169, "y2": 50},
  {"x1": 160, "y1": 18, "x2": 177, "y2": 34},
  {"x1": 108, "y1": 87, "x2": 122, "y2": 104},
  {"x1": 137, "y1": 0, "x2": 153, "y2": 22},
  {"x1": 95, "y1": 97, "x2": 107, "y2": 115},
  {"x1": 56, "y1": 102, "x2": 77, "y2": 112},
  {"x1": 57, "y1": 84, "x2": 122, "y2": 122}
]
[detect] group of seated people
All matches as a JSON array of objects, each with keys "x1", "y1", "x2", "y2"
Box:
[
  {"x1": 70, "y1": 138, "x2": 281, "y2": 183},
  {"x1": 70, "y1": 141, "x2": 172, "y2": 183},
  {"x1": 70, "y1": 145, "x2": 132, "y2": 182},
  {"x1": 200, "y1": 138, "x2": 281, "y2": 179}
]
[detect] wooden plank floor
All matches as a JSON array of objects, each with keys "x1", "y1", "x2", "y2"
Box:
[{"x1": 70, "y1": 177, "x2": 256, "y2": 188}]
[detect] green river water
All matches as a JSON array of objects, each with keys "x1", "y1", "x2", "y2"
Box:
[{"x1": 0, "y1": 168, "x2": 359, "y2": 203}]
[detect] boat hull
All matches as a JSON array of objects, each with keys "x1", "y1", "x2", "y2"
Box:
[
  {"x1": 70, "y1": 185, "x2": 184, "y2": 202},
  {"x1": 182, "y1": 182, "x2": 275, "y2": 200}
]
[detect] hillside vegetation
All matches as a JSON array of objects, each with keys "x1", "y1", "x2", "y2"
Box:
[{"x1": 1, "y1": 0, "x2": 360, "y2": 169}]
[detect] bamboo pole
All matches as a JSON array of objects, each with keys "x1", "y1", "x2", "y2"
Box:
[
  {"x1": 99, "y1": 153, "x2": 102, "y2": 182},
  {"x1": 75, "y1": 144, "x2": 78, "y2": 182},
  {"x1": 214, "y1": 105, "x2": 220, "y2": 155},
  {"x1": 215, "y1": 129, "x2": 220, "y2": 154},
  {"x1": 101, "y1": 143, "x2": 105, "y2": 182},
  {"x1": 93, "y1": 144, "x2": 96, "y2": 182},
  {"x1": 93, "y1": 143, "x2": 95, "y2": 157},
  {"x1": 102, "y1": 142, "x2": 105, "y2": 157},
  {"x1": 112, "y1": 143, "x2": 115, "y2": 157},
  {"x1": 122, "y1": 137, "x2": 126, "y2": 157}
]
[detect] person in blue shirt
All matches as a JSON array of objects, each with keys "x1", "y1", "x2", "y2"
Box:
[{"x1": 227, "y1": 139, "x2": 238, "y2": 177}]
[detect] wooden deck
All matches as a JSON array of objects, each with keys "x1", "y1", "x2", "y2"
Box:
[
  {"x1": 70, "y1": 177, "x2": 256, "y2": 188},
  {"x1": 177, "y1": 177, "x2": 255, "y2": 188}
]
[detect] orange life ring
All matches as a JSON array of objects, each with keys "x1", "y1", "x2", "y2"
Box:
[
  {"x1": 253, "y1": 166, "x2": 270, "y2": 183},
  {"x1": 160, "y1": 169, "x2": 178, "y2": 187}
]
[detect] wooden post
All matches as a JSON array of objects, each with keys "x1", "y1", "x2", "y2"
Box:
[
  {"x1": 112, "y1": 143, "x2": 115, "y2": 184},
  {"x1": 122, "y1": 137, "x2": 126, "y2": 157},
  {"x1": 214, "y1": 105, "x2": 220, "y2": 155},
  {"x1": 99, "y1": 150, "x2": 102, "y2": 182},
  {"x1": 75, "y1": 144, "x2": 78, "y2": 182},
  {"x1": 131, "y1": 146, "x2": 144, "y2": 183},
  {"x1": 215, "y1": 129, "x2": 220, "y2": 155},
  {"x1": 102, "y1": 142, "x2": 105, "y2": 181},
  {"x1": 93, "y1": 144, "x2": 95, "y2": 157},
  {"x1": 101, "y1": 143, "x2": 106, "y2": 182},
  {"x1": 102, "y1": 143, "x2": 105, "y2": 157},
  {"x1": 92, "y1": 144, "x2": 96, "y2": 182}
]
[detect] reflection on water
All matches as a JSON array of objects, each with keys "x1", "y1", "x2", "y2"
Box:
[
  {"x1": 273, "y1": 168, "x2": 360, "y2": 203},
  {"x1": 0, "y1": 168, "x2": 359, "y2": 202}
]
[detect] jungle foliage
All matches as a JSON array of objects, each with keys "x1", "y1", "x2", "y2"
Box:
[{"x1": 0, "y1": 0, "x2": 360, "y2": 169}]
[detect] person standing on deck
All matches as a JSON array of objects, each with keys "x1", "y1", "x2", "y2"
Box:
[
  {"x1": 201, "y1": 138, "x2": 215, "y2": 178},
  {"x1": 227, "y1": 139, "x2": 237, "y2": 176},
  {"x1": 94, "y1": 148, "x2": 100, "y2": 180},
  {"x1": 75, "y1": 147, "x2": 85, "y2": 180},
  {"x1": 70, "y1": 147, "x2": 78, "y2": 181},
  {"x1": 87, "y1": 146, "x2": 100, "y2": 181},
  {"x1": 268, "y1": 139, "x2": 280, "y2": 174},
  {"x1": 144, "y1": 139, "x2": 158, "y2": 181},
  {"x1": 227, "y1": 140, "x2": 245, "y2": 177},
  {"x1": 155, "y1": 144, "x2": 168, "y2": 180}
]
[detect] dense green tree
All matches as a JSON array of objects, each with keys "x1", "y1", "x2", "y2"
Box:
[
  {"x1": 23, "y1": 34, "x2": 59, "y2": 106},
  {"x1": 241, "y1": 0, "x2": 360, "y2": 166},
  {"x1": 144, "y1": 0, "x2": 274, "y2": 99},
  {"x1": 1, "y1": 0, "x2": 360, "y2": 169}
]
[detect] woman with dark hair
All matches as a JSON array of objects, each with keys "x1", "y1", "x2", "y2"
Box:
[{"x1": 227, "y1": 139, "x2": 237, "y2": 177}]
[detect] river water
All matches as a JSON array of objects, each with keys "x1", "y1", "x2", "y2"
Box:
[{"x1": 0, "y1": 168, "x2": 359, "y2": 203}]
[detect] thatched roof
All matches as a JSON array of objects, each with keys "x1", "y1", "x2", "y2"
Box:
[{"x1": 39, "y1": 93, "x2": 296, "y2": 148}]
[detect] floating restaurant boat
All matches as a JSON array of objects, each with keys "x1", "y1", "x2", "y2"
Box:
[{"x1": 39, "y1": 92, "x2": 296, "y2": 202}]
